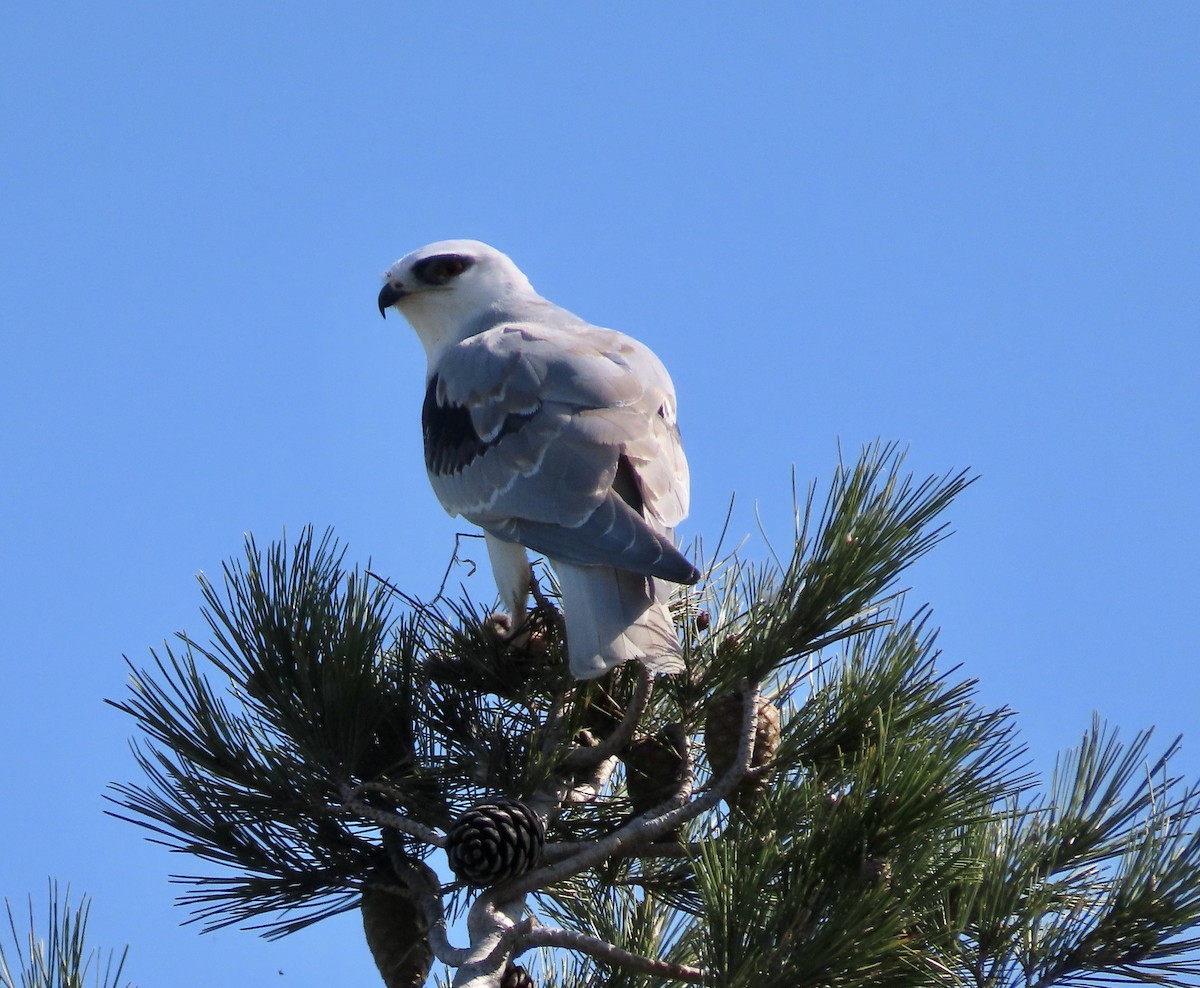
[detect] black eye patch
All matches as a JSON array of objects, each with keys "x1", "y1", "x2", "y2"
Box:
[{"x1": 412, "y1": 254, "x2": 474, "y2": 286}]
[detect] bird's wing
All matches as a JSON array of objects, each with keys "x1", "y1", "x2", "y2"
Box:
[{"x1": 423, "y1": 322, "x2": 696, "y2": 584}]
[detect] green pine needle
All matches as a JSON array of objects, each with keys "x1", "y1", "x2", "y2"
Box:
[
  {"x1": 103, "y1": 450, "x2": 1200, "y2": 987},
  {"x1": 0, "y1": 883, "x2": 133, "y2": 988}
]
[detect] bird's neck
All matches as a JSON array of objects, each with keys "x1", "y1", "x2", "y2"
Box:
[{"x1": 412, "y1": 294, "x2": 568, "y2": 371}]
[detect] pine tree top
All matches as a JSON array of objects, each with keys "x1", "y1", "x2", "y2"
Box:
[{"x1": 107, "y1": 445, "x2": 1200, "y2": 988}]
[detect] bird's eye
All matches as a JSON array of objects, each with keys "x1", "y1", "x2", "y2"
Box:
[
  {"x1": 437, "y1": 258, "x2": 466, "y2": 279},
  {"x1": 413, "y1": 254, "x2": 474, "y2": 286}
]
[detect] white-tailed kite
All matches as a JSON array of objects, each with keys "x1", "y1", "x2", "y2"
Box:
[{"x1": 378, "y1": 240, "x2": 699, "y2": 679}]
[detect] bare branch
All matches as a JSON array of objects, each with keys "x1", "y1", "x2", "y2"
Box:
[
  {"x1": 338, "y1": 784, "x2": 446, "y2": 848},
  {"x1": 517, "y1": 923, "x2": 707, "y2": 983},
  {"x1": 451, "y1": 896, "x2": 527, "y2": 988},
  {"x1": 537, "y1": 686, "x2": 571, "y2": 760},
  {"x1": 563, "y1": 665, "x2": 653, "y2": 770},
  {"x1": 561, "y1": 750, "x2": 620, "y2": 806},
  {"x1": 505, "y1": 680, "x2": 762, "y2": 897}
]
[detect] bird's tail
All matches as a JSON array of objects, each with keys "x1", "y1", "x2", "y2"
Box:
[{"x1": 553, "y1": 562, "x2": 684, "y2": 679}]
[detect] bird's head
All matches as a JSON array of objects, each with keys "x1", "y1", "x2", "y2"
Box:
[{"x1": 378, "y1": 240, "x2": 537, "y2": 364}]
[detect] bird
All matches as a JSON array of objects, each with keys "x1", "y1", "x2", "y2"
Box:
[{"x1": 377, "y1": 240, "x2": 699, "y2": 679}]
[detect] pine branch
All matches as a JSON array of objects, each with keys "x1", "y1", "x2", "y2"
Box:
[
  {"x1": 105, "y1": 449, "x2": 1200, "y2": 988},
  {"x1": 696, "y1": 442, "x2": 974, "y2": 693},
  {"x1": 106, "y1": 528, "x2": 439, "y2": 937},
  {"x1": 511, "y1": 681, "x2": 763, "y2": 900},
  {"x1": 561, "y1": 667, "x2": 652, "y2": 772},
  {"x1": 517, "y1": 923, "x2": 705, "y2": 984},
  {"x1": 957, "y1": 721, "x2": 1200, "y2": 988},
  {"x1": 340, "y1": 784, "x2": 448, "y2": 848},
  {"x1": 0, "y1": 883, "x2": 134, "y2": 988}
]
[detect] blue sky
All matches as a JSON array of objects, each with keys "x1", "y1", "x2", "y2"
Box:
[{"x1": 2, "y1": 4, "x2": 1197, "y2": 985}]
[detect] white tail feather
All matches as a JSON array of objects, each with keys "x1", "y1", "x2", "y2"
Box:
[{"x1": 553, "y1": 562, "x2": 684, "y2": 678}]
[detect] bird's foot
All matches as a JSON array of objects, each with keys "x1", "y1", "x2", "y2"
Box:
[
  {"x1": 484, "y1": 611, "x2": 514, "y2": 639},
  {"x1": 493, "y1": 578, "x2": 563, "y2": 663}
]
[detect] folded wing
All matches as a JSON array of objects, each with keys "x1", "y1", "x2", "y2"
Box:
[{"x1": 424, "y1": 322, "x2": 696, "y2": 584}]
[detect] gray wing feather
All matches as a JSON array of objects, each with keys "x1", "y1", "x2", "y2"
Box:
[
  {"x1": 426, "y1": 320, "x2": 693, "y2": 579},
  {"x1": 485, "y1": 492, "x2": 699, "y2": 584}
]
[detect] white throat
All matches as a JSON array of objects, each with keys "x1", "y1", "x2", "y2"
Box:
[
  {"x1": 400, "y1": 285, "x2": 553, "y2": 372},
  {"x1": 397, "y1": 293, "x2": 473, "y2": 368}
]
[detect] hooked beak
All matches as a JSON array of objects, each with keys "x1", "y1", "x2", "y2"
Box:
[{"x1": 377, "y1": 282, "x2": 406, "y2": 318}]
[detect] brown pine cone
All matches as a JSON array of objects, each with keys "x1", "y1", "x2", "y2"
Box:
[
  {"x1": 858, "y1": 856, "x2": 893, "y2": 888},
  {"x1": 623, "y1": 725, "x2": 688, "y2": 816},
  {"x1": 361, "y1": 858, "x2": 437, "y2": 988},
  {"x1": 446, "y1": 799, "x2": 544, "y2": 887},
  {"x1": 704, "y1": 690, "x2": 782, "y2": 810},
  {"x1": 500, "y1": 962, "x2": 535, "y2": 988}
]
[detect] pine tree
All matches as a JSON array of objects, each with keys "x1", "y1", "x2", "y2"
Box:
[
  {"x1": 0, "y1": 883, "x2": 134, "y2": 988},
  {"x1": 108, "y1": 445, "x2": 1200, "y2": 987}
]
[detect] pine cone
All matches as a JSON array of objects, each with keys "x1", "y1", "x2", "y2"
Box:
[
  {"x1": 578, "y1": 684, "x2": 624, "y2": 740},
  {"x1": 858, "y1": 856, "x2": 893, "y2": 889},
  {"x1": 446, "y1": 799, "x2": 544, "y2": 887},
  {"x1": 704, "y1": 690, "x2": 782, "y2": 810},
  {"x1": 623, "y1": 725, "x2": 688, "y2": 816},
  {"x1": 361, "y1": 860, "x2": 437, "y2": 988},
  {"x1": 500, "y1": 962, "x2": 535, "y2": 988}
]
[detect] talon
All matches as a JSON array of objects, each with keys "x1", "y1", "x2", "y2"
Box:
[{"x1": 484, "y1": 611, "x2": 514, "y2": 640}]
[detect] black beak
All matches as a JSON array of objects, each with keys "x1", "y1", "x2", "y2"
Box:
[{"x1": 377, "y1": 282, "x2": 406, "y2": 317}]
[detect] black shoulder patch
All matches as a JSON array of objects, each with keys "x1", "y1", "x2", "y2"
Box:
[{"x1": 422, "y1": 374, "x2": 538, "y2": 476}]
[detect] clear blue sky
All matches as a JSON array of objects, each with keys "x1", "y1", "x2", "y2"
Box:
[{"x1": 2, "y1": 4, "x2": 1197, "y2": 985}]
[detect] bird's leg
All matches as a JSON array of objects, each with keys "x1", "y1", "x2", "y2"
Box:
[
  {"x1": 483, "y1": 533, "x2": 563, "y2": 662},
  {"x1": 483, "y1": 534, "x2": 532, "y2": 640},
  {"x1": 502, "y1": 571, "x2": 564, "y2": 663}
]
